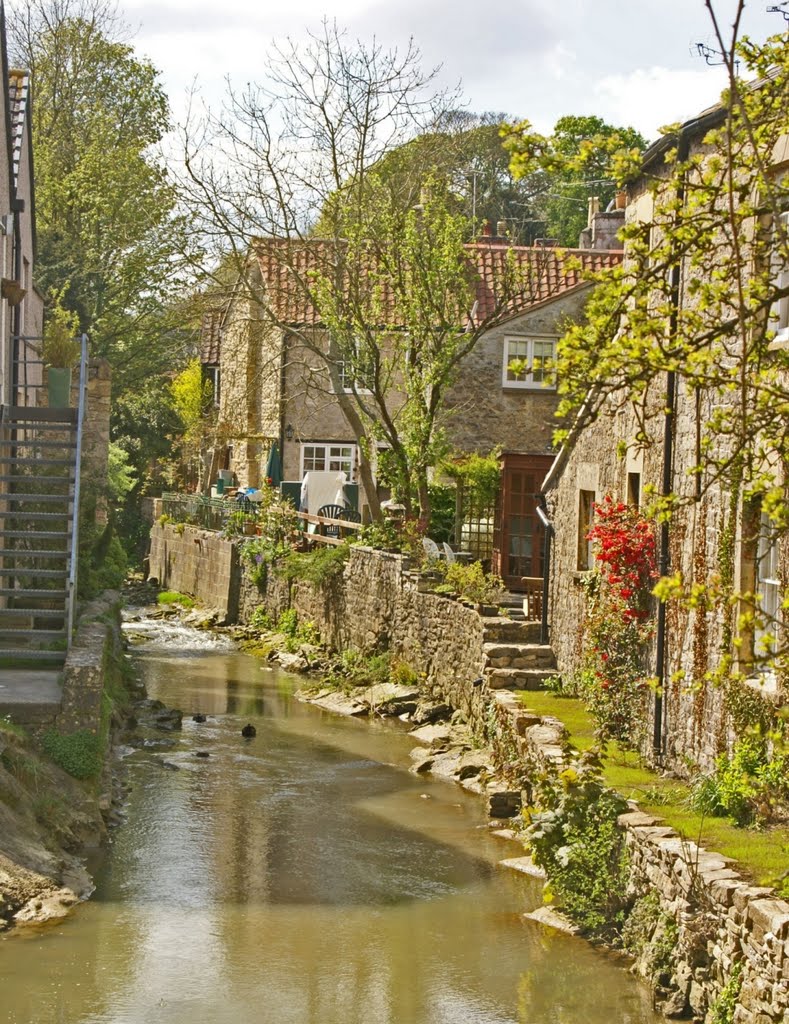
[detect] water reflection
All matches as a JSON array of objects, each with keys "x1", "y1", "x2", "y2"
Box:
[{"x1": 0, "y1": 619, "x2": 661, "y2": 1024}]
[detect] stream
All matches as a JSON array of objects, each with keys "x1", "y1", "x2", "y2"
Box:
[{"x1": 0, "y1": 614, "x2": 663, "y2": 1023}]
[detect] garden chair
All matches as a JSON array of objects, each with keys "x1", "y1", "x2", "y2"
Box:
[
  {"x1": 442, "y1": 542, "x2": 458, "y2": 564},
  {"x1": 422, "y1": 537, "x2": 442, "y2": 563},
  {"x1": 317, "y1": 503, "x2": 348, "y2": 538}
]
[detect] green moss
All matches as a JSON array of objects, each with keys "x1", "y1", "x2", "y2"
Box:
[
  {"x1": 516, "y1": 690, "x2": 789, "y2": 888},
  {"x1": 157, "y1": 590, "x2": 195, "y2": 608}
]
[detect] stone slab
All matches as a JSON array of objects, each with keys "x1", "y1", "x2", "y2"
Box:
[{"x1": 0, "y1": 669, "x2": 62, "y2": 723}]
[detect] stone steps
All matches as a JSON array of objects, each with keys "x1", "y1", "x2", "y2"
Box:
[
  {"x1": 482, "y1": 642, "x2": 556, "y2": 669},
  {"x1": 486, "y1": 667, "x2": 560, "y2": 690},
  {"x1": 481, "y1": 616, "x2": 541, "y2": 643}
]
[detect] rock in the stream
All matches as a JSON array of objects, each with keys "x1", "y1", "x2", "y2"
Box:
[
  {"x1": 365, "y1": 683, "x2": 420, "y2": 716},
  {"x1": 412, "y1": 702, "x2": 452, "y2": 725},
  {"x1": 409, "y1": 723, "x2": 452, "y2": 747},
  {"x1": 456, "y1": 751, "x2": 493, "y2": 781},
  {"x1": 278, "y1": 651, "x2": 309, "y2": 672},
  {"x1": 488, "y1": 789, "x2": 522, "y2": 818},
  {"x1": 523, "y1": 905, "x2": 580, "y2": 935}
]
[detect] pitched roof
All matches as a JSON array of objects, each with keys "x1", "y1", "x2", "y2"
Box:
[
  {"x1": 200, "y1": 305, "x2": 225, "y2": 365},
  {"x1": 253, "y1": 238, "x2": 622, "y2": 329},
  {"x1": 7, "y1": 69, "x2": 29, "y2": 191}
]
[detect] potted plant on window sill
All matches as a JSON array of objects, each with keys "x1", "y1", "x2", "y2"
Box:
[{"x1": 41, "y1": 297, "x2": 81, "y2": 408}]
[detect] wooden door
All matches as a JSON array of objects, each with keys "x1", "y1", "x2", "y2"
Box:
[{"x1": 493, "y1": 453, "x2": 553, "y2": 591}]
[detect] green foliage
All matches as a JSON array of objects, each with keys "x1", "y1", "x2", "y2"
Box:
[
  {"x1": 442, "y1": 451, "x2": 501, "y2": 506},
  {"x1": 322, "y1": 648, "x2": 392, "y2": 691},
  {"x1": 11, "y1": 7, "x2": 190, "y2": 394},
  {"x1": 41, "y1": 288, "x2": 81, "y2": 368},
  {"x1": 621, "y1": 892, "x2": 678, "y2": 981},
  {"x1": 107, "y1": 442, "x2": 137, "y2": 504},
  {"x1": 709, "y1": 962, "x2": 743, "y2": 1024},
  {"x1": 390, "y1": 659, "x2": 420, "y2": 687},
  {"x1": 427, "y1": 485, "x2": 456, "y2": 544},
  {"x1": 170, "y1": 358, "x2": 213, "y2": 438},
  {"x1": 525, "y1": 751, "x2": 631, "y2": 937},
  {"x1": 690, "y1": 735, "x2": 789, "y2": 826},
  {"x1": 78, "y1": 523, "x2": 128, "y2": 599},
  {"x1": 278, "y1": 543, "x2": 350, "y2": 587},
  {"x1": 274, "y1": 609, "x2": 321, "y2": 653},
  {"x1": 249, "y1": 606, "x2": 273, "y2": 631},
  {"x1": 435, "y1": 559, "x2": 504, "y2": 605},
  {"x1": 157, "y1": 591, "x2": 195, "y2": 608},
  {"x1": 503, "y1": 114, "x2": 647, "y2": 245},
  {"x1": 40, "y1": 729, "x2": 102, "y2": 780}
]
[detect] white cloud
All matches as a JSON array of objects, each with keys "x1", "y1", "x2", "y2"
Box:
[{"x1": 593, "y1": 66, "x2": 729, "y2": 139}]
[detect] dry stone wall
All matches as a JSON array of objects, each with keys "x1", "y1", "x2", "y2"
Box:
[{"x1": 148, "y1": 523, "x2": 788, "y2": 1022}]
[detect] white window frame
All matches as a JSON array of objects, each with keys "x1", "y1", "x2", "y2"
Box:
[
  {"x1": 769, "y1": 211, "x2": 789, "y2": 347},
  {"x1": 754, "y1": 511, "x2": 780, "y2": 667},
  {"x1": 335, "y1": 339, "x2": 374, "y2": 395},
  {"x1": 205, "y1": 365, "x2": 221, "y2": 408},
  {"x1": 300, "y1": 443, "x2": 357, "y2": 481},
  {"x1": 502, "y1": 335, "x2": 557, "y2": 390}
]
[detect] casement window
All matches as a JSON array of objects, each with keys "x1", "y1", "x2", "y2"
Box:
[
  {"x1": 336, "y1": 340, "x2": 375, "y2": 394},
  {"x1": 502, "y1": 336, "x2": 556, "y2": 389},
  {"x1": 204, "y1": 366, "x2": 221, "y2": 408},
  {"x1": 754, "y1": 511, "x2": 780, "y2": 664},
  {"x1": 769, "y1": 211, "x2": 789, "y2": 346},
  {"x1": 300, "y1": 443, "x2": 356, "y2": 480},
  {"x1": 577, "y1": 489, "x2": 596, "y2": 571}
]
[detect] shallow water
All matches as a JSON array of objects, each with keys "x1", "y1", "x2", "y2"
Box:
[{"x1": 0, "y1": 617, "x2": 662, "y2": 1024}]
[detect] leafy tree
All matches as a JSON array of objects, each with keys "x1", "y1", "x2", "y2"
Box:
[
  {"x1": 522, "y1": 10, "x2": 789, "y2": 680},
  {"x1": 504, "y1": 114, "x2": 647, "y2": 245},
  {"x1": 8, "y1": 0, "x2": 191, "y2": 393},
  {"x1": 179, "y1": 25, "x2": 528, "y2": 522}
]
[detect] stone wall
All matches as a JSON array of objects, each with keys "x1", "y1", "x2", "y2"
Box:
[
  {"x1": 621, "y1": 808, "x2": 789, "y2": 1024},
  {"x1": 57, "y1": 591, "x2": 123, "y2": 735},
  {"x1": 148, "y1": 523, "x2": 241, "y2": 622}
]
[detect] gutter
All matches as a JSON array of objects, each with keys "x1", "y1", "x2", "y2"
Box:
[{"x1": 535, "y1": 494, "x2": 553, "y2": 646}]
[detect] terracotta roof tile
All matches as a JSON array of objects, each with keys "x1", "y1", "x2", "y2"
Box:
[
  {"x1": 200, "y1": 306, "x2": 225, "y2": 364},
  {"x1": 253, "y1": 238, "x2": 621, "y2": 328}
]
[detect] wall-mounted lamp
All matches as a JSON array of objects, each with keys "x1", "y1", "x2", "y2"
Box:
[{"x1": 285, "y1": 423, "x2": 294, "y2": 442}]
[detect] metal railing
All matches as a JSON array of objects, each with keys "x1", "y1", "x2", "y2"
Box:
[
  {"x1": 160, "y1": 492, "x2": 253, "y2": 532},
  {"x1": 66, "y1": 334, "x2": 89, "y2": 646}
]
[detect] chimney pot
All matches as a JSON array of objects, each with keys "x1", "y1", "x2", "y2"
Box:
[
  {"x1": 496, "y1": 220, "x2": 508, "y2": 238},
  {"x1": 480, "y1": 220, "x2": 493, "y2": 237},
  {"x1": 587, "y1": 196, "x2": 600, "y2": 229}
]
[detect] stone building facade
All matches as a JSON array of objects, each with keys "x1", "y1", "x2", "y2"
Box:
[
  {"x1": 542, "y1": 102, "x2": 788, "y2": 773},
  {"x1": 201, "y1": 239, "x2": 622, "y2": 518}
]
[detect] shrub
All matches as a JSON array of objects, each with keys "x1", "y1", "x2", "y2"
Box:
[
  {"x1": 278, "y1": 543, "x2": 350, "y2": 586},
  {"x1": 435, "y1": 560, "x2": 504, "y2": 605},
  {"x1": 41, "y1": 729, "x2": 102, "y2": 780},
  {"x1": 525, "y1": 751, "x2": 631, "y2": 937},
  {"x1": 690, "y1": 735, "x2": 789, "y2": 825},
  {"x1": 249, "y1": 606, "x2": 273, "y2": 631}
]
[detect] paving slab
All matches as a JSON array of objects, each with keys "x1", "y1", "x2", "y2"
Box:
[{"x1": 0, "y1": 669, "x2": 62, "y2": 723}]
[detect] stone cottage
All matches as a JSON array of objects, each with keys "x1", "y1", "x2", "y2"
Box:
[
  {"x1": 200, "y1": 222, "x2": 622, "y2": 584},
  {"x1": 541, "y1": 95, "x2": 789, "y2": 772}
]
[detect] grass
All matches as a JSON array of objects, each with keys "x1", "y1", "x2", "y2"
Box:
[
  {"x1": 157, "y1": 590, "x2": 195, "y2": 608},
  {"x1": 517, "y1": 689, "x2": 789, "y2": 890}
]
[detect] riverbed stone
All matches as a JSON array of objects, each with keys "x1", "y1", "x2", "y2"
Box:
[
  {"x1": 523, "y1": 905, "x2": 580, "y2": 935},
  {"x1": 409, "y1": 723, "x2": 452, "y2": 746}
]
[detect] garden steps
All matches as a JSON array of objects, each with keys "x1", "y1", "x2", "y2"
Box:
[
  {"x1": 486, "y1": 667, "x2": 560, "y2": 690},
  {"x1": 480, "y1": 616, "x2": 558, "y2": 692},
  {"x1": 482, "y1": 642, "x2": 556, "y2": 669}
]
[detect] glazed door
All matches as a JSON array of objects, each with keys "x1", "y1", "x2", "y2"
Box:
[{"x1": 493, "y1": 454, "x2": 553, "y2": 591}]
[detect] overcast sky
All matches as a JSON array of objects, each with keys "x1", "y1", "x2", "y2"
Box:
[{"x1": 122, "y1": 0, "x2": 783, "y2": 141}]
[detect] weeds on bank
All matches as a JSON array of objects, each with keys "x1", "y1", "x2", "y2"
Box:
[{"x1": 157, "y1": 590, "x2": 195, "y2": 609}]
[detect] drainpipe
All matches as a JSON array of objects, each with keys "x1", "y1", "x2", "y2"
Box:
[
  {"x1": 653, "y1": 127, "x2": 691, "y2": 759},
  {"x1": 536, "y1": 493, "x2": 553, "y2": 646}
]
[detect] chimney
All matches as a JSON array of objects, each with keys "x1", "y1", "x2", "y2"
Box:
[
  {"x1": 496, "y1": 219, "x2": 508, "y2": 238},
  {"x1": 480, "y1": 220, "x2": 493, "y2": 237},
  {"x1": 587, "y1": 196, "x2": 600, "y2": 229}
]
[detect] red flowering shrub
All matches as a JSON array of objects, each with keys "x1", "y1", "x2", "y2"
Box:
[{"x1": 579, "y1": 497, "x2": 657, "y2": 746}]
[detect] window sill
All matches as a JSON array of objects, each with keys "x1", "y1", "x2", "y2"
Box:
[
  {"x1": 501, "y1": 384, "x2": 557, "y2": 393},
  {"x1": 572, "y1": 570, "x2": 594, "y2": 583}
]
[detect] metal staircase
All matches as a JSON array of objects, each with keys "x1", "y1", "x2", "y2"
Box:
[{"x1": 0, "y1": 337, "x2": 87, "y2": 665}]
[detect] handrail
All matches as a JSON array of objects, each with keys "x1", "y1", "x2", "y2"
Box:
[{"x1": 66, "y1": 334, "x2": 88, "y2": 647}]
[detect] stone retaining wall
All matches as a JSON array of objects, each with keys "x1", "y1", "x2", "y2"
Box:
[
  {"x1": 57, "y1": 591, "x2": 123, "y2": 735},
  {"x1": 147, "y1": 523, "x2": 787, "y2": 1021}
]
